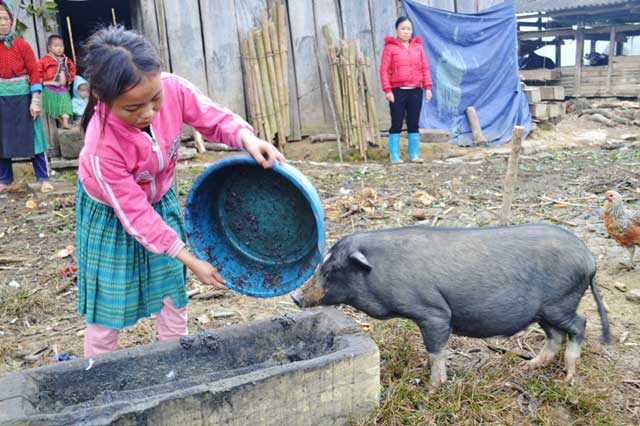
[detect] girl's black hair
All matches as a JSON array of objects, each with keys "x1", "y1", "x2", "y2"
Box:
[
  {"x1": 395, "y1": 16, "x2": 412, "y2": 29},
  {"x1": 80, "y1": 25, "x2": 162, "y2": 133},
  {"x1": 47, "y1": 34, "x2": 63, "y2": 46}
]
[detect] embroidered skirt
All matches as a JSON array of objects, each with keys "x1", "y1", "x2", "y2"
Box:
[
  {"x1": 42, "y1": 85, "x2": 73, "y2": 118},
  {"x1": 76, "y1": 182, "x2": 188, "y2": 330}
]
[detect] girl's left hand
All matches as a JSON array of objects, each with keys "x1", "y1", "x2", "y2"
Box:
[
  {"x1": 241, "y1": 131, "x2": 286, "y2": 169},
  {"x1": 425, "y1": 90, "x2": 433, "y2": 103}
]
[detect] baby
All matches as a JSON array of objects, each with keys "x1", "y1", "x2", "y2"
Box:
[{"x1": 72, "y1": 75, "x2": 88, "y2": 122}]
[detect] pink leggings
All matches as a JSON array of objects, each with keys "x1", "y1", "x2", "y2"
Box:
[{"x1": 84, "y1": 296, "x2": 188, "y2": 357}]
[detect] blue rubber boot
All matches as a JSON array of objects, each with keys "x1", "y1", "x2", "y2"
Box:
[
  {"x1": 408, "y1": 132, "x2": 424, "y2": 163},
  {"x1": 388, "y1": 133, "x2": 402, "y2": 163}
]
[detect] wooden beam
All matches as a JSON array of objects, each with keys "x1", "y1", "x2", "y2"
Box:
[
  {"x1": 575, "y1": 26, "x2": 584, "y2": 97},
  {"x1": 519, "y1": 23, "x2": 640, "y2": 39},
  {"x1": 607, "y1": 26, "x2": 615, "y2": 94}
]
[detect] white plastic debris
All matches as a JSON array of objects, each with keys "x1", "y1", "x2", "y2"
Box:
[
  {"x1": 8, "y1": 281, "x2": 20, "y2": 289},
  {"x1": 85, "y1": 358, "x2": 94, "y2": 371}
]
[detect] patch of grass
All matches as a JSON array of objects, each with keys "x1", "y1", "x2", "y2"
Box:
[
  {"x1": 178, "y1": 178, "x2": 194, "y2": 196},
  {"x1": 354, "y1": 320, "x2": 624, "y2": 426},
  {"x1": 0, "y1": 286, "x2": 48, "y2": 319}
]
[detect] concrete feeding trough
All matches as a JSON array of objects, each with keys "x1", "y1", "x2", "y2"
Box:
[{"x1": 0, "y1": 309, "x2": 379, "y2": 426}]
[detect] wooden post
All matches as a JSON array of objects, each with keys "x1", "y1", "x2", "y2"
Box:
[
  {"x1": 500, "y1": 126, "x2": 525, "y2": 226},
  {"x1": 607, "y1": 26, "x2": 616, "y2": 94},
  {"x1": 574, "y1": 26, "x2": 584, "y2": 97},
  {"x1": 192, "y1": 131, "x2": 206, "y2": 153},
  {"x1": 465, "y1": 106, "x2": 487, "y2": 146},
  {"x1": 555, "y1": 39, "x2": 561, "y2": 67}
]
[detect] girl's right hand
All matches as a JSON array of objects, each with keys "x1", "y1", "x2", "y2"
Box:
[
  {"x1": 177, "y1": 248, "x2": 227, "y2": 290},
  {"x1": 190, "y1": 259, "x2": 227, "y2": 289},
  {"x1": 385, "y1": 92, "x2": 395, "y2": 103}
]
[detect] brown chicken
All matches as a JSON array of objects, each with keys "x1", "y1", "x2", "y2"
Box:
[{"x1": 604, "y1": 190, "x2": 640, "y2": 267}]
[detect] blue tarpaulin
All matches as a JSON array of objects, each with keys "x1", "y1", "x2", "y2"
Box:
[{"x1": 404, "y1": 0, "x2": 531, "y2": 145}]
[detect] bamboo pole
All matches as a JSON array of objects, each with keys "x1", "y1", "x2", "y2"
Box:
[
  {"x1": 322, "y1": 26, "x2": 345, "y2": 142},
  {"x1": 253, "y1": 29, "x2": 277, "y2": 141},
  {"x1": 241, "y1": 37, "x2": 261, "y2": 138},
  {"x1": 268, "y1": 22, "x2": 287, "y2": 151},
  {"x1": 364, "y1": 58, "x2": 380, "y2": 147},
  {"x1": 247, "y1": 32, "x2": 272, "y2": 141},
  {"x1": 111, "y1": 8, "x2": 117, "y2": 25},
  {"x1": 65, "y1": 16, "x2": 76, "y2": 64},
  {"x1": 275, "y1": 1, "x2": 289, "y2": 137},
  {"x1": 351, "y1": 40, "x2": 364, "y2": 158},
  {"x1": 314, "y1": 33, "x2": 343, "y2": 162},
  {"x1": 262, "y1": 11, "x2": 286, "y2": 152},
  {"x1": 500, "y1": 126, "x2": 525, "y2": 225}
]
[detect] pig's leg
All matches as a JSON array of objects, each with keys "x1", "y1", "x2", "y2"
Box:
[
  {"x1": 416, "y1": 317, "x2": 451, "y2": 388},
  {"x1": 561, "y1": 315, "x2": 586, "y2": 382},
  {"x1": 524, "y1": 322, "x2": 565, "y2": 370}
]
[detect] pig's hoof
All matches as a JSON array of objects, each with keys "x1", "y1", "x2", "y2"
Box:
[
  {"x1": 523, "y1": 358, "x2": 547, "y2": 371},
  {"x1": 564, "y1": 373, "x2": 577, "y2": 386}
]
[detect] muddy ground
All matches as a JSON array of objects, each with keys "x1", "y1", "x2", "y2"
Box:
[{"x1": 1, "y1": 115, "x2": 639, "y2": 424}]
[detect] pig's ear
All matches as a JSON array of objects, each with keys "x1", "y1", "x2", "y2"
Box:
[{"x1": 349, "y1": 251, "x2": 372, "y2": 271}]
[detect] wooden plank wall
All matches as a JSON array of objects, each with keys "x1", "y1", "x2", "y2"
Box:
[
  {"x1": 131, "y1": 0, "x2": 508, "y2": 138},
  {"x1": 559, "y1": 56, "x2": 640, "y2": 98}
]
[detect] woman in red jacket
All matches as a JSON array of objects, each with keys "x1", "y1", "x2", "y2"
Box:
[{"x1": 380, "y1": 16, "x2": 432, "y2": 163}]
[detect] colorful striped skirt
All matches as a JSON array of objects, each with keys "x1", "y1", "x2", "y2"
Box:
[
  {"x1": 42, "y1": 85, "x2": 73, "y2": 118},
  {"x1": 75, "y1": 183, "x2": 188, "y2": 330}
]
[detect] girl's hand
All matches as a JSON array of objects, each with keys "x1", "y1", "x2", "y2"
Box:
[
  {"x1": 385, "y1": 92, "x2": 395, "y2": 103},
  {"x1": 241, "y1": 131, "x2": 286, "y2": 169},
  {"x1": 177, "y1": 249, "x2": 227, "y2": 290},
  {"x1": 29, "y1": 103, "x2": 41, "y2": 119},
  {"x1": 425, "y1": 89, "x2": 432, "y2": 103}
]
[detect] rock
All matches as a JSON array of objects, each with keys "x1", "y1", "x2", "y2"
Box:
[
  {"x1": 178, "y1": 147, "x2": 198, "y2": 161},
  {"x1": 475, "y1": 211, "x2": 494, "y2": 226},
  {"x1": 58, "y1": 128, "x2": 84, "y2": 159},
  {"x1": 614, "y1": 282, "x2": 627, "y2": 292},
  {"x1": 420, "y1": 129, "x2": 451, "y2": 143},
  {"x1": 412, "y1": 209, "x2": 427, "y2": 220},
  {"x1": 626, "y1": 289, "x2": 640, "y2": 304}
]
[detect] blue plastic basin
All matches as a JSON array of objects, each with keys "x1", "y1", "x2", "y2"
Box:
[{"x1": 184, "y1": 155, "x2": 325, "y2": 297}]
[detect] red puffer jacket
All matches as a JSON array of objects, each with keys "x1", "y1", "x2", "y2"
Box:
[{"x1": 380, "y1": 36, "x2": 432, "y2": 94}]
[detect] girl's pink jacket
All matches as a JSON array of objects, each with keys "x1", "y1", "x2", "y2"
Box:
[{"x1": 78, "y1": 73, "x2": 253, "y2": 257}]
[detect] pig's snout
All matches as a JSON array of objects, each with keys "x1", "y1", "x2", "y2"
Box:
[{"x1": 291, "y1": 291, "x2": 305, "y2": 308}]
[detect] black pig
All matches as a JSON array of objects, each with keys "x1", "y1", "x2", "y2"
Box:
[{"x1": 292, "y1": 224, "x2": 610, "y2": 387}]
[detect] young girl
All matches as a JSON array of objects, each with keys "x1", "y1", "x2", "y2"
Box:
[
  {"x1": 77, "y1": 26, "x2": 285, "y2": 357},
  {"x1": 380, "y1": 16, "x2": 432, "y2": 163},
  {"x1": 0, "y1": 0, "x2": 52, "y2": 193},
  {"x1": 38, "y1": 35, "x2": 75, "y2": 129}
]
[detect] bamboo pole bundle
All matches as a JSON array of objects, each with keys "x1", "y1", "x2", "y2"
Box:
[
  {"x1": 322, "y1": 28, "x2": 379, "y2": 160},
  {"x1": 238, "y1": 3, "x2": 289, "y2": 151}
]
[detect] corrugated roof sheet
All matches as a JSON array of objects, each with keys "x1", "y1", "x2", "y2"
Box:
[{"x1": 517, "y1": 0, "x2": 633, "y2": 14}]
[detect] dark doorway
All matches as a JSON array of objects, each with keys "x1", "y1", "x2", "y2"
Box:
[{"x1": 56, "y1": 0, "x2": 132, "y2": 73}]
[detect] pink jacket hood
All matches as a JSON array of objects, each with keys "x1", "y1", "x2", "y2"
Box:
[{"x1": 78, "y1": 73, "x2": 253, "y2": 257}]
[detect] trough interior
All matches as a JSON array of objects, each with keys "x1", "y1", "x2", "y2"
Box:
[{"x1": 32, "y1": 313, "x2": 338, "y2": 414}]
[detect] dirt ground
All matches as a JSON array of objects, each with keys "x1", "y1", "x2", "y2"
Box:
[{"x1": 1, "y1": 115, "x2": 640, "y2": 424}]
